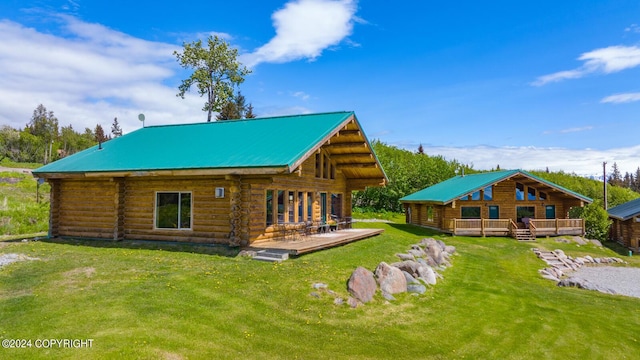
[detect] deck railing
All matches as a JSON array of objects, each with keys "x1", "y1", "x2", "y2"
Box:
[{"x1": 446, "y1": 218, "x2": 584, "y2": 237}]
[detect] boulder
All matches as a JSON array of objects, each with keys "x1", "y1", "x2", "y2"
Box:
[
  {"x1": 347, "y1": 296, "x2": 359, "y2": 308},
  {"x1": 436, "y1": 240, "x2": 447, "y2": 251},
  {"x1": 444, "y1": 245, "x2": 456, "y2": 255},
  {"x1": 426, "y1": 244, "x2": 444, "y2": 266},
  {"x1": 396, "y1": 253, "x2": 415, "y2": 261},
  {"x1": 402, "y1": 270, "x2": 419, "y2": 285},
  {"x1": 375, "y1": 262, "x2": 407, "y2": 294},
  {"x1": 392, "y1": 260, "x2": 421, "y2": 277},
  {"x1": 572, "y1": 236, "x2": 588, "y2": 245},
  {"x1": 417, "y1": 265, "x2": 437, "y2": 285},
  {"x1": 409, "y1": 249, "x2": 426, "y2": 258},
  {"x1": 347, "y1": 267, "x2": 377, "y2": 303},
  {"x1": 420, "y1": 238, "x2": 439, "y2": 248},
  {"x1": 407, "y1": 284, "x2": 427, "y2": 294},
  {"x1": 590, "y1": 239, "x2": 603, "y2": 247},
  {"x1": 381, "y1": 291, "x2": 396, "y2": 301}
]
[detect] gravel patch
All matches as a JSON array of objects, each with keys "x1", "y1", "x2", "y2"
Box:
[
  {"x1": 0, "y1": 253, "x2": 39, "y2": 268},
  {"x1": 567, "y1": 266, "x2": 640, "y2": 299}
]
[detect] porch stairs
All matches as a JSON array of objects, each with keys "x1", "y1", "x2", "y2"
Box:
[
  {"x1": 252, "y1": 249, "x2": 290, "y2": 262},
  {"x1": 513, "y1": 228, "x2": 535, "y2": 242}
]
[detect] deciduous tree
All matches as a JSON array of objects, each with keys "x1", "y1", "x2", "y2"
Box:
[{"x1": 174, "y1": 35, "x2": 251, "y2": 122}]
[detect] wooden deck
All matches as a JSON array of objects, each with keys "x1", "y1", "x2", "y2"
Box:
[{"x1": 249, "y1": 228, "x2": 384, "y2": 255}]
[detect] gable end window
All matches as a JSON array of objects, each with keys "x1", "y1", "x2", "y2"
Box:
[{"x1": 156, "y1": 192, "x2": 192, "y2": 229}]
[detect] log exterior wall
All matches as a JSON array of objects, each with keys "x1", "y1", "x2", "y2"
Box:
[
  {"x1": 48, "y1": 149, "x2": 357, "y2": 245},
  {"x1": 611, "y1": 218, "x2": 640, "y2": 251}
]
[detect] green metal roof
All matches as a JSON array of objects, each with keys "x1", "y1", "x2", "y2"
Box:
[
  {"x1": 608, "y1": 197, "x2": 640, "y2": 221},
  {"x1": 400, "y1": 169, "x2": 592, "y2": 204},
  {"x1": 33, "y1": 112, "x2": 358, "y2": 175}
]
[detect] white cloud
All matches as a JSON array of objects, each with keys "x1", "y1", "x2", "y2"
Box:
[
  {"x1": 0, "y1": 16, "x2": 209, "y2": 133},
  {"x1": 241, "y1": 0, "x2": 358, "y2": 67},
  {"x1": 625, "y1": 24, "x2": 640, "y2": 34},
  {"x1": 533, "y1": 45, "x2": 640, "y2": 86},
  {"x1": 396, "y1": 144, "x2": 640, "y2": 178},
  {"x1": 292, "y1": 91, "x2": 311, "y2": 100},
  {"x1": 601, "y1": 92, "x2": 640, "y2": 104}
]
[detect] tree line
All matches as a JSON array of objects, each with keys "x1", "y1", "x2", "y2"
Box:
[
  {"x1": 607, "y1": 162, "x2": 640, "y2": 192},
  {"x1": 0, "y1": 104, "x2": 122, "y2": 164}
]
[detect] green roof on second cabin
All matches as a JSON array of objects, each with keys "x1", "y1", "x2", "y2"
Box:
[
  {"x1": 608, "y1": 197, "x2": 640, "y2": 221},
  {"x1": 399, "y1": 169, "x2": 592, "y2": 204},
  {"x1": 33, "y1": 111, "x2": 363, "y2": 175}
]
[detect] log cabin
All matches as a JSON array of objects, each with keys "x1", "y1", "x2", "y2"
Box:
[
  {"x1": 608, "y1": 198, "x2": 640, "y2": 252},
  {"x1": 400, "y1": 170, "x2": 592, "y2": 240},
  {"x1": 32, "y1": 112, "x2": 387, "y2": 246}
]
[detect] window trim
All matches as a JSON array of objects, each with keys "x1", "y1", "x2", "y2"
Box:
[{"x1": 154, "y1": 191, "x2": 193, "y2": 230}]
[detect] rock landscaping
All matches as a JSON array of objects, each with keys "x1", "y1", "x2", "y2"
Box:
[
  {"x1": 533, "y1": 248, "x2": 628, "y2": 296},
  {"x1": 344, "y1": 238, "x2": 456, "y2": 307}
]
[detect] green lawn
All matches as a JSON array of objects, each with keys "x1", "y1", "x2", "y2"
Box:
[{"x1": 1, "y1": 223, "x2": 640, "y2": 359}]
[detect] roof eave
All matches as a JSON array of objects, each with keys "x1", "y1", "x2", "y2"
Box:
[{"x1": 34, "y1": 166, "x2": 290, "y2": 179}]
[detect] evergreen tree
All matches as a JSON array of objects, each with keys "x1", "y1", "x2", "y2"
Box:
[
  {"x1": 245, "y1": 104, "x2": 256, "y2": 119},
  {"x1": 635, "y1": 167, "x2": 640, "y2": 192},
  {"x1": 94, "y1": 124, "x2": 109, "y2": 143},
  {"x1": 417, "y1": 144, "x2": 425, "y2": 155},
  {"x1": 26, "y1": 104, "x2": 59, "y2": 164},
  {"x1": 111, "y1": 117, "x2": 123, "y2": 138},
  {"x1": 608, "y1": 162, "x2": 623, "y2": 187},
  {"x1": 216, "y1": 100, "x2": 240, "y2": 120}
]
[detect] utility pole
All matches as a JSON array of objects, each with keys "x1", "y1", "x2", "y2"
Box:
[{"x1": 603, "y1": 161, "x2": 608, "y2": 210}]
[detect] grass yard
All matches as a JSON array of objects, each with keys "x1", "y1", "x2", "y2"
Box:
[
  {"x1": 2, "y1": 223, "x2": 640, "y2": 359},
  {"x1": 0, "y1": 171, "x2": 49, "y2": 238}
]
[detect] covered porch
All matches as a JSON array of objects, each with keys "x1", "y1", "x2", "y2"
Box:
[
  {"x1": 250, "y1": 228, "x2": 384, "y2": 255},
  {"x1": 445, "y1": 218, "x2": 585, "y2": 238}
]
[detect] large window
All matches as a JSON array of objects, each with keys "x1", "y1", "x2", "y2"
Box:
[
  {"x1": 156, "y1": 192, "x2": 191, "y2": 229},
  {"x1": 483, "y1": 186, "x2": 493, "y2": 201},
  {"x1": 266, "y1": 190, "x2": 274, "y2": 226},
  {"x1": 298, "y1": 192, "x2": 304, "y2": 222},
  {"x1": 307, "y1": 193, "x2": 313, "y2": 222},
  {"x1": 427, "y1": 206, "x2": 434, "y2": 222},
  {"x1": 516, "y1": 206, "x2": 535, "y2": 223},
  {"x1": 461, "y1": 206, "x2": 481, "y2": 219},
  {"x1": 527, "y1": 187, "x2": 536, "y2": 201},
  {"x1": 277, "y1": 190, "x2": 285, "y2": 223},
  {"x1": 516, "y1": 183, "x2": 525, "y2": 200}
]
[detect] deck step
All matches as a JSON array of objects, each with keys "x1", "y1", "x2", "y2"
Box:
[
  {"x1": 514, "y1": 229, "x2": 535, "y2": 242},
  {"x1": 252, "y1": 249, "x2": 290, "y2": 262}
]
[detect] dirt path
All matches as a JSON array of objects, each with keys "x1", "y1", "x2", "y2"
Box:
[{"x1": 0, "y1": 166, "x2": 33, "y2": 175}]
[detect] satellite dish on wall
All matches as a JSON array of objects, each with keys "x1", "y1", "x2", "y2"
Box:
[{"x1": 138, "y1": 113, "x2": 145, "y2": 127}]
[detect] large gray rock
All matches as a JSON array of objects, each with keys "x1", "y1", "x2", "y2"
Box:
[
  {"x1": 417, "y1": 265, "x2": 437, "y2": 285},
  {"x1": 375, "y1": 262, "x2": 407, "y2": 294},
  {"x1": 396, "y1": 253, "x2": 415, "y2": 261},
  {"x1": 402, "y1": 270, "x2": 419, "y2": 285},
  {"x1": 409, "y1": 249, "x2": 426, "y2": 258},
  {"x1": 426, "y1": 243, "x2": 444, "y2": 266},
  {"x1": 590, "y1": 239, "x2": 603, "y2": 247},
  {"x1": 347, "y1": 267, "x2": 377, "y2": 303},
  {"x1": 392, "y1": 260, "x2": 421, "y2": 277},
  {"x1": 444, "y1": 245, "x2": 456, "y2": 255},
  {"x1": 407, "y1": 284, "x2": 427, "y2": 294}
]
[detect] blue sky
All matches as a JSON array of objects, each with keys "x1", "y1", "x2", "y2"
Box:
[{"x1": 1, "y1": 0, "x2": 639, "y2": 177}]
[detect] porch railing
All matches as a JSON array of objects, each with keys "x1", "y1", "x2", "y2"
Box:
[{"x1": 446, "y1": 218, "x2": 584, "y2": 237}]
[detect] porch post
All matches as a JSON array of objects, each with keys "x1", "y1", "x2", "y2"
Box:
[
  {"x1": 481, "y1": 219, "x2": 485, "y2": 237},
  {"x1": 555, "y1": 219, "x2": 559, "y2": 235}
]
